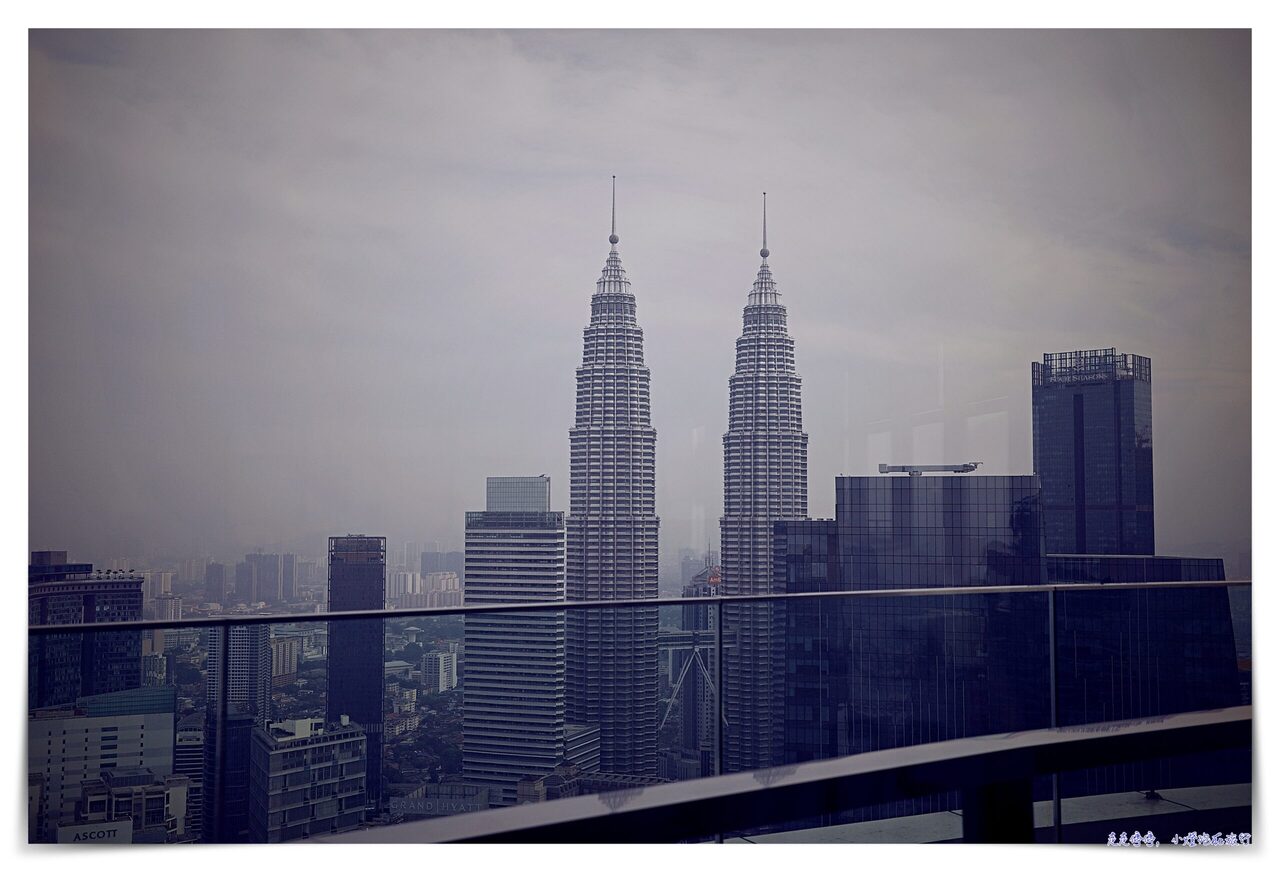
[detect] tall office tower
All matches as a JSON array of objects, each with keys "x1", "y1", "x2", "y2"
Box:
[
  {"x1": 205, "y1": 562, "x2": 229, "y2": 604},
  {"x1": 327, "y1": 535, "x2": 386, "y2": 812},
  {"x1": 174, "y1": 715, "x2": 205, "y2": 841},
  {"x1": 203, "y1": 623, "x2": 271, "y2": 842},
  {"x1": 28, "y1": 552, "x2": 144, "y2": 709},
  {"x1": 1032, "y1": 348, "x2": 1155, "y2": 555},
  {"x1": 774, "y1": 473, "x2": 1241, "y2": 823},
  {"x1": 281, "y1": 553, "x2": 298, "y2": 601},
  {"x1": 234, "y1": 560, "x2": 257, "y2": 604},
  {"x1": 28, "y1": 686, "x2": 177, "y2": 842},
  {"x1": 720, "y1": 195, "x2": 808, "y2": 773},
  {"x1": 463, "y1": 475, "x2": 572, "y2": 806},
  {"x1": 565, "y1": 181, "x2": 660, "y2": 777},
  {"x1": 245, "y1": 552, "x2": 284, "y2": 603}
]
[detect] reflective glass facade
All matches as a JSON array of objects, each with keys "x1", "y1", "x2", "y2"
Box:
[
  {"x1": 1032, "y1": 348, "x2": 1155, "y2": 555},
  {"x1": 28, "y1": 554, "x2": 144, "y2": 710},
  {"x1": 773, "y1": 474, "x2": 1243, "y2": 825},
  {"x1": 774, "y1": 474, "x2": 1049, "y2": 820},
  {"x1": 327, "y1": 535, "x2": 386, "y2": 810}
]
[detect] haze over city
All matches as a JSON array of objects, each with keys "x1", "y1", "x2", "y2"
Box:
[{"x1": 29, "y1": 29, "x2": 1250, "y2": 572}]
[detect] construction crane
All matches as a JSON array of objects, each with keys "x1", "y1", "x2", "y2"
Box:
[{"x1": 878, "y1": 462, "x2": 983, "y2": 476}]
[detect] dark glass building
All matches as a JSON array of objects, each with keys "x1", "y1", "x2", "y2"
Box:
[
  {"x1": 327, "y1": 535, "x2": 386, "y2": 812},
  {"x1": 28, "y1": 551, "x2": 144, "y2": 710},
  {"x1": 773, "y1": 474, "x2": 1243, "y2": 826},
  {"x1": 774, "y1": 474, "x2": 1049, "y2": 816},
  {"x1": 1047, "y1": 553, "x2": 1224, "y2": 584},
  {"x1": 1032, "y1": 348, "x2": 1155, "y2": 555},
  {"x1": 204, "y1": 561, "x2": 229, "y2": 604},
  {"x1": 203, "y1": 624, "x2": 271, "y2": 843}
]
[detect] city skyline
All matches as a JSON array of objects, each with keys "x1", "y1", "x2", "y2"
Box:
[
  {"x1": 22, "y1": 25, "x2": 1256, "y2": 849},
  {"x1": 29, "y1": 31, "x2": 1250, "y2": 571}
]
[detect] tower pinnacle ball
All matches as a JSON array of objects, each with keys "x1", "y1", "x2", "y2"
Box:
[
  {"x1": 760, "y1": 248, "x2": 770, "y2": 258},
  {"x1": 610, "y1": 234, "x2": 619, "y2": 245}
]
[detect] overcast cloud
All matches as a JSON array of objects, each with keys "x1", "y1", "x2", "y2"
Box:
[{"x1": 28, "y1": 30, "x2": 1251, "y2": 573}]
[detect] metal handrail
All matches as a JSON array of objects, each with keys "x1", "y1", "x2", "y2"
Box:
[
  {"x1": 320, "y1": 706, "x2": 1252, "y2": 843},
  {"x1": 26, "y1": 579, "x2": 1251, "y2": 636}
]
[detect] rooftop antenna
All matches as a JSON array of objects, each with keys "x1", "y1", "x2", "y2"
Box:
[{"x1": 609, "y1": 175, "x2": 619, "y2": 246}]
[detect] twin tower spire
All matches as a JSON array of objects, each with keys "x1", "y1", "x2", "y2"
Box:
[
  {"x1": 572, "y1": 177, "x2": 804, "y2": 777},
  {"x1": 605, "y1": 176, "x2": 772, "y2": 267}
]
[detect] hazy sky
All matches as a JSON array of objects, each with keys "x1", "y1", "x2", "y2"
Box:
[{"x1": 29, "y1": 30, "x2": 1251, "y2": 571}]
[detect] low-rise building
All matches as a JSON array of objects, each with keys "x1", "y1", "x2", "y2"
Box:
[{"x1": 73, "y1": 767, "x2": 192, "y2": 843}]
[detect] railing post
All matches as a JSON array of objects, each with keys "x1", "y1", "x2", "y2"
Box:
[
  {"x1": 1049, "y1": 589, "x2": 1061, "y2": 843},
  {"x1": 714, "y1": 601, "x2": 723, "y2": 844},
  {"x1": 962, "y1": 777, "x2": 1035, "y2": 843},
  {"x1": 212, "y1": 621, "x2": 230, "y2": 842}
]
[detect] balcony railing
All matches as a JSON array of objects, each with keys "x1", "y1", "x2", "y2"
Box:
[{"x1": 28, "y1": 580, "x2": 1251, "y2": 845}]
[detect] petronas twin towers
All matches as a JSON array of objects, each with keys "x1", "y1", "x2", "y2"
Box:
[
  {"x1": 566, "y1": 181, "x2": 661, "y2": 775},
  {"x1": 566, "y1": 181, "x2": 806, "y2": 777}
]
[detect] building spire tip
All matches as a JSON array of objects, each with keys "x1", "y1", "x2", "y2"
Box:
[
  {"x1": 609, "y1": 176, "x2": 619, "y2": 245},
  {"x1": 760, "y1": 191, "x2": 769, "y2": 259}
]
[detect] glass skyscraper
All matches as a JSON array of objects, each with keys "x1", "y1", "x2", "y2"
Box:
[
  {"x1": 28, "y1": 552, "x2": 144, "y2": 710},
  {"x1": 774, "y1": 473, "x2": 1242, "y2": 824},
  {"x1": 720, "y1": 197, "x2": 808, "y2": 772},
  {"x1": 327, "y1": 535, "x2": 386, "y2": 811},
  {"x1": 565, "y1": 183, "x2": 660, "y2": 777},
  {"x1": 203, "y1": 625, "x2": 270, "y2": 843},
  {"x1": 775, "y1": 474, "x2": 1048, "y2": 778},
  {"x1": 1032, "y1": 348, "x2": 1154, "y2": 554}
]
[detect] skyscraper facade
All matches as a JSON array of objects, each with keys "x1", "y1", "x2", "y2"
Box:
[
  {"x1": 774, "y1": 472, "x2": 1242, "y2": 823},
  {"x1": 720, "y1": 197, "x2": 808, "y2": 772},
  {"x1": 326, "y1": 535, "x2": 386, "y2": 812},
  {"x1": 203, "y1": 623, "x2": 271, "y2": 842},
  {"x1": 463, "y1": 475, "x2": 573, "y2": 806},
  {"x1": 245, "y1": 552, "x2": 284, "y2": 603},
  {"x1": 204, "y1": 562, "x2": 228, "y2": 604},
  {"x1": 28, "y1": 686, "x2": 177, "y2": 843},
  {"x1": 174, "y1": 715, "x2": 205, "y2": 840},
  {"x1": 28, "y1": 552, "x2": 144, "y2": 710},
  {"x1": 1032, "y1": 348, "x2": 1154, "y2": 554},
  {"x1": 248, "y1": 717, "x2": 367, "y2": 842},
  {"x1": 566, "y1": 183, "x2": 660, "y2": 777}
]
